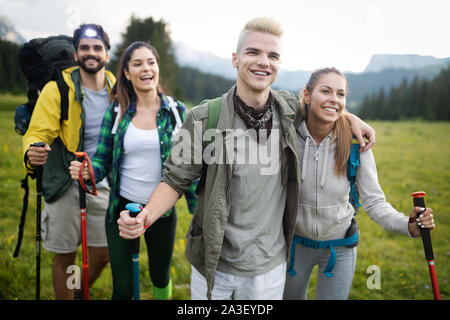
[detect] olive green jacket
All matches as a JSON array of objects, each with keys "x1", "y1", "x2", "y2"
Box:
[{"x1": 162, "y1": 85, "x2": 301, "y2": 299}]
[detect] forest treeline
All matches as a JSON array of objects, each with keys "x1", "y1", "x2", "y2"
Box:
[
  {"x1": 358, "y1": 66, "x2": 450, "y2": 120},
  {"x1": 0, "y1": 39, "x2": 27, "y2": 93}
]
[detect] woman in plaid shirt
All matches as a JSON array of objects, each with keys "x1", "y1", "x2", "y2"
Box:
[{"x1": 70, "y1": 41, "x2": 197, "y2": 300}]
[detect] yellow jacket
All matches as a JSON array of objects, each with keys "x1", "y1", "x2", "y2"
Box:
[{"x1": 23, "y1": 66, "x2": 115, "y2": 201}]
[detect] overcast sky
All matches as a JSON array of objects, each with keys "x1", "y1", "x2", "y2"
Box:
[{"x1": 1, "y1": 0, "x2": 449, "y2": 72}]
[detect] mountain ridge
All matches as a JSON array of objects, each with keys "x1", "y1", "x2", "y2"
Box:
[
  {"x1": 2, "y1": 18, "x2": 449, "y2": 108},
  {"x1": 174, "y1": 42, "x2": 450, "y2": 107},
  {"x1": 364, "y1": 54, "x2": 450, "y2": 73}
]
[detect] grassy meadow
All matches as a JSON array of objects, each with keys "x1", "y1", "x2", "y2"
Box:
[{"x1": 0, "y1": 93, "x2": 448, "y2": 300}]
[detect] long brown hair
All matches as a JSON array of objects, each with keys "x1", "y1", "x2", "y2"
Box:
[
  {"x1": 299, "y1": 67, "x2": 352, "y2": 176},
  {"x1": 110, "y1": 41, "x2": 169, "y2": 118}
]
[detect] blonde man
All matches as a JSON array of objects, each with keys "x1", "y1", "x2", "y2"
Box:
[{"x1": 117, "y1": 17, "x2": 375, "y2": 300}]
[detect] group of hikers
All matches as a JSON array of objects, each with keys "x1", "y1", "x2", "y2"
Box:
[{"x1": 23, "y1": 17, "x2": 435, "y2": 300}]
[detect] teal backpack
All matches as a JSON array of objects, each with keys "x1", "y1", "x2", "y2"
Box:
[{"x1": 198, "y1": 96, "x2": 361, "y2": 212}]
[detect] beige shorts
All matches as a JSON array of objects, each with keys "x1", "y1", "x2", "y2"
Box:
[{"x1": 41, "y1": 182, "x2": 110, "y2": 254}]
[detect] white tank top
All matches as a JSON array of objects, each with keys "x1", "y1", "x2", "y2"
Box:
[{"x1": 119, "y1": 122, "x2": 162, "y2": 204}]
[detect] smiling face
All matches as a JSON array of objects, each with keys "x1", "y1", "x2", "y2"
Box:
[
  {"x1": 232, "y1": 31, "x2": 281, "y2": 99},
  {"x1": 74, "y1": 38, "x2": 110, "y2": 74},
  {"x1": 304, "y1": 72, "x2": 347, "y2": 125},
  {"x1": 124, "y1": 46, "x2": 159, "y2": 93}
]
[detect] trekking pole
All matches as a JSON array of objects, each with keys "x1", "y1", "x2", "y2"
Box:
[
  {"x1": 125, "y1": 203, "x2": 143, "y2": 300},
  {"x1": 411, "y1": 191, "x2": 440, "y2": 300},
  {"x1": 74, "y1": 152, "x2": 98, "y2": 300},
  {"x1": 32, "y1": 142, "x2": 45, "y2": 300}
]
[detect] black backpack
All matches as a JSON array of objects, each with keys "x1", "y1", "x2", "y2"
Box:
[
  {"x1": 13, "y1": 35, "x2": 77, "y2": 258},
  {"x1": 14, "y1": 35, "x2": 77, "y2": 135}
]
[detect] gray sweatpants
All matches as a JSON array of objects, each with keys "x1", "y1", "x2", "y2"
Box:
[{"x1": 283, "y1": 244, "x2": 357, "y2": 300}]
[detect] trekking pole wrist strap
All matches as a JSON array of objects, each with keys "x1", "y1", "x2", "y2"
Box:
[
  {"x1": 143, "y1": 208, "x2": 152, "y2": 230},
  {"x1": 74, "y1": 152, "x2": 97, "y2": 196},
  {"x1": 24, "y1": 151, "x2": 35, "y2": 171}
]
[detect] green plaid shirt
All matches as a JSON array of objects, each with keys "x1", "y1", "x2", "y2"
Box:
[{"x1": 92, "y1": 93, "x2": 198, "y2": 220}]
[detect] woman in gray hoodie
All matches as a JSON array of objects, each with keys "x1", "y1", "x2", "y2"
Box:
[{"x1": 283, "y1": 67, "x2": 435, "y2": 300}]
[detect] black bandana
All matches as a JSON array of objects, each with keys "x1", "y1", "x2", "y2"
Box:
[{"x1": 233, "y1": 89, "x2": 274, "y2": 141}]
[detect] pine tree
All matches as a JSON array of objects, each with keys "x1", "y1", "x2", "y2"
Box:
[
  {"x1": 407, "y1": 76, "x2": 420, "y2": 119},
  {"x1": 108, "y1": 15, "x2": 180, "y2": 96},
  {"x1": 0, "y1": 39, "x2": 27, "y2": 93},
  {"x1": 358, "y1": 66, "x2": 450, "y2": 121}
]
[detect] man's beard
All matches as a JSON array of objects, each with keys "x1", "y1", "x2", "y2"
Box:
[{"x1": 78, "y1": 55, "x2": 105, "y2": 74}]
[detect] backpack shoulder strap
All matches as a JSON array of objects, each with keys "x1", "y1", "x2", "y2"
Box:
[
  {"x1": 199, "y1": 97, "x2": 221, "y2": 131},
  {"x1": 55, "y1": 72, "x2": 69, "y2": 122},
  {"x1": 166, "y1": 96, "x2": 182, "y2": 136},
  {"x1": 206, "y1": 97, "x2": 221, "y2": 131},
  {"x1": 195, "y1": 97, "x2": 222, "y2": 195},
  {"x1": 111, "y1": 100, "x2": 121, "y2": 135},
  {"x1": 347, "y1": 137, "x2": 361, "y2": 214}
]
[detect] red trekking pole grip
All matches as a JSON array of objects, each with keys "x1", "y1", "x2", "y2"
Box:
[
  {"x1": 411, "y1": 191, "x2": 440, "y2": 300},
  {"x1": 74, "y1": 152, "x2": 97, "y2": 196}
]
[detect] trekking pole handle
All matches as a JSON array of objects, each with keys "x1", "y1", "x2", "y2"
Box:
[
  {"x1": 31, "y1": 142, "x2": 46, "y2": 148},
  {"x1": 126, "y1": 203, "x2": 143, "y2": 218},
  {"x1": 411, "y1": 191, "x2": 434, "y2": 261},
  {"x1": 74, "y1": 152, "x2": 85, "y2": 163},
  {"x1": 125, "y1": 203, "x2": 143, "y2": 254},
  {"x1": 30, "y1": 142, "x2": 45, "y2": 171},
  {"x1": 75, "y1": 153, "x2": 87, "y2": 209},
  {"x1": 30, "y1": 142, "x2": 45, "y2": 182},
  {"x1": 73, "y1": 152, "x2": 97, "y2": 196}
]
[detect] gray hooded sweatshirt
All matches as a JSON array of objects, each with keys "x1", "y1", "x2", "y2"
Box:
[{"x1": 296, "y1": 120, "x2": 411, "y2": 241}]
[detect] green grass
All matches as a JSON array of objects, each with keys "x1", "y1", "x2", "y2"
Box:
[
  {"x1": 0, "y1": 92, "x2": 26, "y2": 111},
  {"x1": 0, "y1": 93, "x2": 448, "y2": 300},
  {"x1": 346, "y1": 121, "x2": 450, "y2": 300},
  {"x1": 0, "y1": 93, "x2": 193, "y2": 300}
]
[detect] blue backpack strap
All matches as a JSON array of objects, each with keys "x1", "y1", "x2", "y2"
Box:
[
  {"x1": 347, "y1": 137, "x2": 361, "y2": 213},
  {"x1": 287, "y1": 236, "x2": 303, "y2": 277},
  {"x1": 289, "y1": 234, "x2": 359, "y2": 278}
]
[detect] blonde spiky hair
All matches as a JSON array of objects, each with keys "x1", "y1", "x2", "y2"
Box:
[{"x1": 236, "y1": 17, "x2": 283, "y2": 53}]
